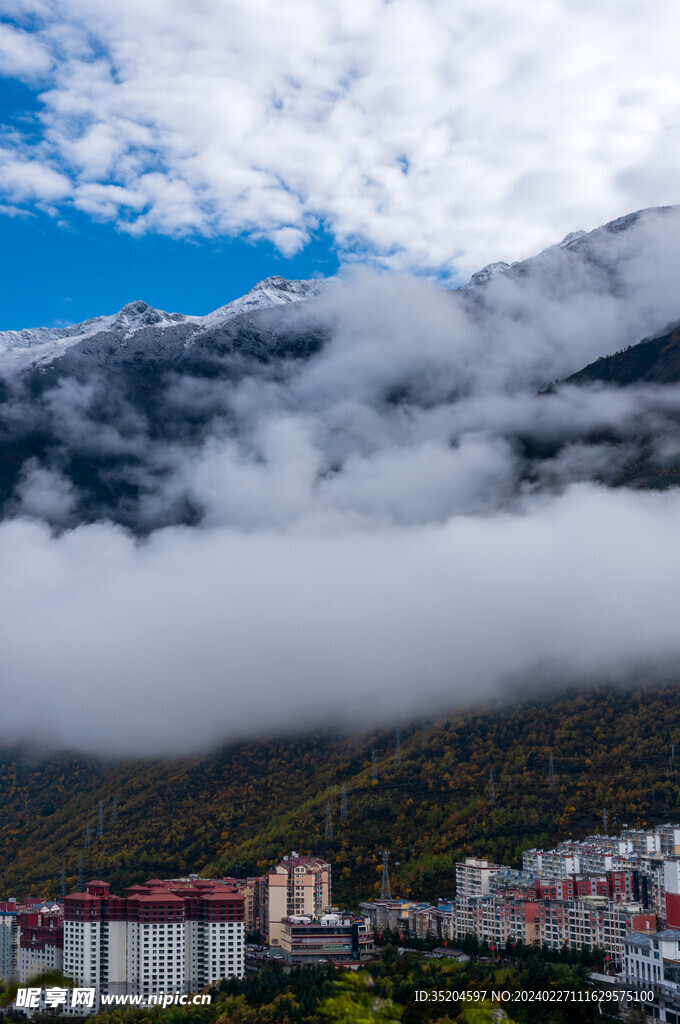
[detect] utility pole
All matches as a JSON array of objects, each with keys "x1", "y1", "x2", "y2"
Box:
[
  {"x1": 380, "y1": 850, "x2": 392, "y2": 900},
  {"x1": 96, "y1": 800, "x2": 104, "y2": 839},
  {"x1": 489, "y1": 769, "x2": 496, "y2": 807}
]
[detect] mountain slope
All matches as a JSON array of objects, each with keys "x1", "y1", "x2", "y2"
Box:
[
  {"x1": 564, "y1": 324, "x2": 680, "y2": 387},
  {"x1": 2, "y1": 680, "x2": 680, "y2": 908}
]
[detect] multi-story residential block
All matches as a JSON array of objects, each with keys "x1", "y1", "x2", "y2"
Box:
[
  {"x1": 358, "y1": 898, "x2": 416, "y2": 935},
  {"x1": 17, "y1": 903, "x2": 63, "y2": 982},
  {"x1": 279, "y1": 913, "x2": 373, "y2": 964},
  {"x1": 455, "y1": 859, "x2": 510, "y2": 898},
  {"x1": 657, "y1": 825, "x2": 680, "y2": 858},
  {"x1": 622, "y1": 928, "x2": 680, "y2": 1021},
  {"x1": 221, "y1": 877, "x2": 260, "y2": 933},
  {"x1": 665, "y1": 860, "x2": 680, "y2": 928},
  {"x1": 0, "y1": 902, "x2": 18, "y2": 981},
  {"x1": 62, "y1": 878, "x2": 244, "y2": 1007},
  {"x1": 264, "y1": 853, "x2": 331, "y2": 947}
]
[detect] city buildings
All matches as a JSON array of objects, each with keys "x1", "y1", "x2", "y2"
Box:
[
  {"x1": 17, "y1": 902, "x2": 63, "y2": 983},
  {"x1": 621, "y1": 928, "x2": 680, "y2": 1022},
  {"x1": 0, "y1": 901, "x2": 18, "y2": 981},
  {"x1": 279, "y1": 913, "x2": 373, "y2": 964},
  {"x1": 456, "y1": 859, "x2": 508, "y2": 898},
  {"x1": 62, "y1": 878, "x2": 244, "y2": 1003},
  {"x1": 263, "y1": 852, "x2": 331, "y2": 947}
]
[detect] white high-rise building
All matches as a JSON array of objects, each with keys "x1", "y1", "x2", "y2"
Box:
[{"x1": 63, "y1": 879, "x2": 244, "y2": 1006}]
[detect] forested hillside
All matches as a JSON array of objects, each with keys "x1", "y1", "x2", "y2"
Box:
[{"x1": 2, "y1": 679, "x2": 680, "y2": 907}]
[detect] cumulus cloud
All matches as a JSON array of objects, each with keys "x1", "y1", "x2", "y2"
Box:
[{"x1": 1, "y1": 0, "x2": 680, "y2": 272}]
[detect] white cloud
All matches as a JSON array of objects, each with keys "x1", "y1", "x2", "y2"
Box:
[
  {"x1": 0, "y1": 19, "x2": 51, "y2": 78},
  {"x1": 0, "y1": 147, "x2": 71, "y2": 202},
  {"x1": 3, "y1": 484, "x2": 680, "y2": 754},
  {"x1": 1, "y1": 0, "x2": 680, "y2": 273}
]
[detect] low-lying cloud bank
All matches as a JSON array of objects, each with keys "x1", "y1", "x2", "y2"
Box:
[{"x1": 2, "y1": 483, "x2": 680, "y2": 755}]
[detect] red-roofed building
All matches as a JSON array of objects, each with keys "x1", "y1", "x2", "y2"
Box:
[
  {"x1": 17, "y1": 902, "x2": 63, "y2": 983},
  {"x1": 62, "y1": 878, "x2": 244, "y2": 1006}
]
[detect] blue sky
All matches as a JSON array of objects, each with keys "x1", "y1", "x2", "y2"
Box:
[
  {"x1": 1, "y1": 205, "x2": 339, "y2": 330},
  {"x1": 1, "y1": 1, "x2": 679, "y2": 331},
  {"x1": 0, "y1": 71, "x2": 338, "y2": 330}
]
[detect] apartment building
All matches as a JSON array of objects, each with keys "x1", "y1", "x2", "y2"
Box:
[
  {"x1": 264, "y1": 853, "x2": 331, "y2": 947},
  {"x1": 0, "y1": 903, "x2": 18, "y2": 981},
  {"x1": 358, "y1": 898, "x2": 416, "y2": 935},
  {"x1": 221, "y1": 877, "x2": 260, "y2": 933},
  {"x1": 455, "y1": 859, "x2": 510, "y2": 898},
  {"x1": 622, "y1": 928, "x2": 680, "y2": 1022},
  {"x1": 62, "y1": 878, "x2": 244, "y2": 1006},
  {"x1": 17, "y1": 903, "x2": 63, "y2": 982}
]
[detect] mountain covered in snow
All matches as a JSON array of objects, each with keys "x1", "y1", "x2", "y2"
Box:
[
  {"x1": 2, "y1": 206, "x2": 680, "y2": 533},
  {"x1": 0, "y1": 276, "x2": 324, "y2": 376}
]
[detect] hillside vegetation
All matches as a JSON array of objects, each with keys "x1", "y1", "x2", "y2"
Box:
[{"x1": 2, "y1": 680, "x2": 680, "y2": 907}]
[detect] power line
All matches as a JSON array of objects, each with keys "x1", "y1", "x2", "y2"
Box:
[
  {"x1": 380, "y1": 849, "x2": 391, "y2": 900},
  {"x1": 394, "y1": 729, "x2": 402, "y2": 768},
  {"x1": 340, "y1": 785, "x2": 348, "y2": 823}
]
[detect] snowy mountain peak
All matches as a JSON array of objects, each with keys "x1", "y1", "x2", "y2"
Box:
[
  {"x1": 110, "y1": 300, "x2": 186, "y2": 333},
  {"x1": 0, "y1": 276, "x2": 325, "y2": 376},
  {"x1": 203, "y1": 275, "x2": 325, "y2": 325}
]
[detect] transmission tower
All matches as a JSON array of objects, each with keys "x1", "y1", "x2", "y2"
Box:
[
  {"x1": 489, "y1": 769, "x2": 496, "y2": 806},
  {"x1": 325, "y1": 800, "x2": 334, "y2": 840},
  {"x1": 77, "y1": 852, "x2": 83, "y2": 891},
  {"x1": 548, "y1": 750, "x2": 555, "y2": 789},
  {"x1": 111, "y1": 797, "x2": 118, "y2": 825},
  {"x1": 340, "y1": 785, "x2": 348, "y2": 822},
  {"x1": 422, "y1": 720, "x2": 428, "y2": 749},
  {"x1": 96, "y1": 800, "x2": 104, "y2": 839},
  {"x1": 394, "y1": 728, "x2": 402, "y2": 768},
  {"x1": 371, "y1": 749, "x2": 378, "y2": 782},
  {"x1": 603, "y1": 808, "x2": 609, "y2": 834},
  {"x1": 380, "y1": 849, "x2": 392, "y2": 900},
  {"x1": 60, "y1": 867, "x2": 65, "y2": 902},
  {"x1": 85, "y1": 823, "x2": 91, "y2": 849}
]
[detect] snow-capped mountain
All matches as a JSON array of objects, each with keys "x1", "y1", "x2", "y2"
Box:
[
  {"x1": 0, "y1": 276, "x2": 325, "y2": 376},
  {"x1": 463, "y1": 206, "x2": 677, "y2": 297},
  {"x1": 2, "y1": 205, "x2": 680, "y2": 534}
]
